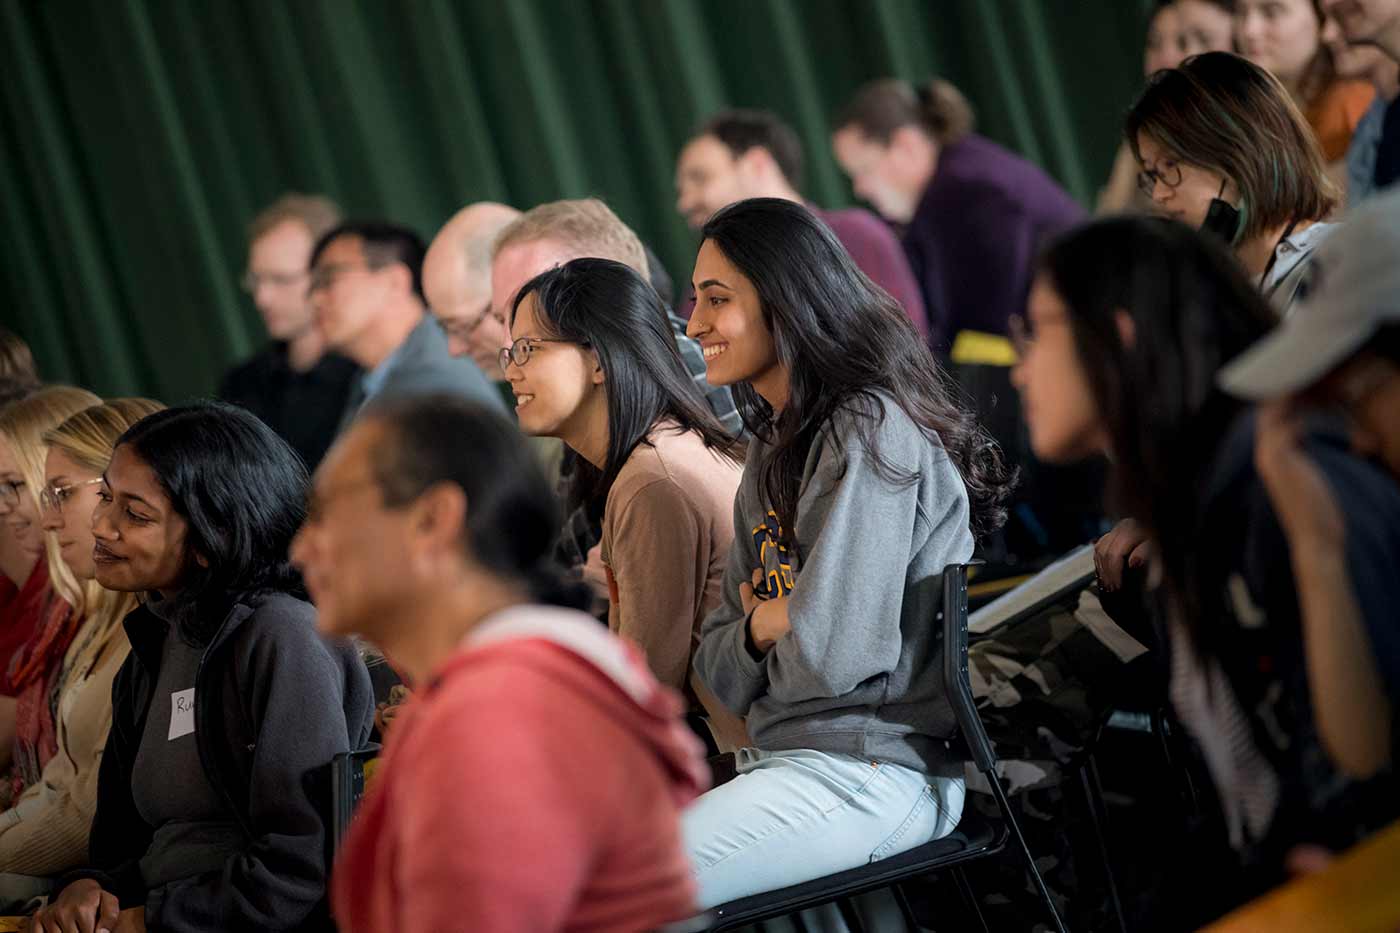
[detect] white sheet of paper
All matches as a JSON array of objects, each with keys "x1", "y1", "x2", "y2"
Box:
[{"x1": 168, "y1": 688, "x2": 196, "y2": 740}]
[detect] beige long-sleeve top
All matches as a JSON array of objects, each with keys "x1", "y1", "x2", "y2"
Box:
[
  {"x1": 600, "y1": 424, "x2": 749, "y2": 751},
  {"x1": 0, "y1": 614, "x2": 130, "y2": 874}
]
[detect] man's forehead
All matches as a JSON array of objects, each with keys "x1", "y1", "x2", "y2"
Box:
[
  {"x1": 318, "y1": 419, "x2": 381, "y2": 487},
  {"x1": 316, "y1": 233, "x2": 364, "y2": 264}
]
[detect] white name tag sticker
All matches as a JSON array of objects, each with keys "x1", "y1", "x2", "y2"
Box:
[{"x1": 168, "y1": 688, "x2": 196, "y2": 740}]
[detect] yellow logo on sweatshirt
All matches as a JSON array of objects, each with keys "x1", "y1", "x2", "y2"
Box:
[{"x1": 751, "y1": 510, "x2": 795, "y2": 598}]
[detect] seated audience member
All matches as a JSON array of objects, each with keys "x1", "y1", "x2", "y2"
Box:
[
  {"x1": 290, "y1": 395, "x2": 707, "y2": 932},
  {"x1": 308, "y1": 221, "x2": 505, "y2": 432},
  {"x1": 675, "y1": 109, "x2": 929, "y2": 337},
  {"x1": 1180, "y1": 0, "x2": 1239, "y2": 54},
  {"x1": 1220, "y1": 188, "x2": 1400, "y2": 778},
  {"x1": 0, "y1": 387, "x2": 101, "y2": 801},
  {"x1": 0, "y1": 381, "x2": 47, "y2": 709},
  {"x1": 505, "y1": 258, "x2": 748, "y2": 750},
  {"x1": 30, "y1": 402, "x2": 373, "y2": 933},
  {"x1": 831, "y1": 77, "x2": 1084, "y2": 353},
  {"x1": 491, "y1": 199, "x2": 742, "y2": 577},
  {"x1": 0, "y1": 330, "x2": 38, "y2": 390},
  {"x1": 681, "y1": 199, "x2": 1013, "y2": 906},
  {"x1": 1101, "y1": 0, "x2": 1236, "y2": 214},
  {"x1": 1236, "y1": 0, "x2": 1375, "y2": 166},
  {"x1": 1011, "y1": 215, "x2": 1400, "y2": 917},
  {"x1": 1328, "y1": 0, "x2": 1400, "y2": 198},
  {"x1": 0, "y1": 399, "x2": 161, "y2": 888},
  {"x1": 220, "y1": 194, "x2": 360, "y2": 470},
  {"x1": 833, "y1": 76, "x2": 1097, "y2": 565},
  {"x1": 492, "y1": 200, "x2": 740, "y2": 439},
  {"x1": 422, "y1": 201, "x2": 522, "y2": 395},
  {"x1": 1126, "y1": 51, "x2": 1339, "y2": 313}
]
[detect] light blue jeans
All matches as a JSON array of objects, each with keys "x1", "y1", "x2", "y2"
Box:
[{"x1": 683, "y1": 748, "x2": 965, "y2": 909}]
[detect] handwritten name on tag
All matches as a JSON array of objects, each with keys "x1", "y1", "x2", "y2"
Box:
[{"x1": 168, "y1": 688, "x2": 196, "y2": 740}]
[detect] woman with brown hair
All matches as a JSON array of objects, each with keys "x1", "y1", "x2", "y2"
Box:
[
  {"x1": 1235, "y1": 0, "x2": 1374, "y2": 164},
  {"x1": 1101, "y1": 0, "x2": 1238, "y2": 214},
  {"x1": 1125, "y1": 50, "x2": 1339, "y2": 313}
]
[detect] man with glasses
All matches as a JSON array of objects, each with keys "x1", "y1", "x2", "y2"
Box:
[
  {"x1": 422, "y1": 202, "x2": 522, "y2": 409},
  {"x1": 220, "y1": 194, "x2": 361, "y2": 470},
  {"x1": 310, "y1": 220, "x2": 505, "y2": 434}
]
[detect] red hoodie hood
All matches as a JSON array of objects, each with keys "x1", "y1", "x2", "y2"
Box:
[{"x1": 434, "y1": 604, "x2": 711, "y2": 806}]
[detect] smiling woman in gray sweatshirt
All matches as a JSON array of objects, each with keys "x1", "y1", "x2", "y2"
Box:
[{"x1": 681, "y1": 198, "x2": 1012, "y2": 909}]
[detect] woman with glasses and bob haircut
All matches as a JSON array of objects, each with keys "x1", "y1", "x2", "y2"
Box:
[
  {"x1": 0, "y1": 399, "x2": 161, "y2": 896},
  {"x1": 680, "y1": 198, "x2": 1012, "y2": 907},
  {"x1": 1012, "y1": 215, "x2": 1400, "y2": 921},
  {"x1": 1126, "y1": 51, "x2": 1339, "y2": 314},
  {"x1": 0, "y1": 387, "x2": 100, "y2": 802},
  {"x1": 30, "y1": 402, "x2": 373, "y2": 933},
  {"x1": 503, "y1": 257, "x2": 748, "y2": 751}
]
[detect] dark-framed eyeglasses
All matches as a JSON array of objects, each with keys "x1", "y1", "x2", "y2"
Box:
[
  {"x1": 1136, "y1": 159, "x2": 1183, "y2": 198},
  {"x1": 497, "y1": 336, "x2": 585, "y2": 375},
  {"x1": 1009, "y1": 314, "x2": 1032, "y2": 357},
  {"x1": 436, "y1": 306, "x2": 496, "y2": 343},
  {"x1": 0, "y1": 480, "x2": 24, "y2": 507},
  {"x1": 307, "y1": 262, "x2": 373, "y2": 295},
  {"x1": 39, "y1": 477, "x2": 104, "y2": 513},
  {"x1": 240, "y1": 270, "x2": 308, "y2": 294}
]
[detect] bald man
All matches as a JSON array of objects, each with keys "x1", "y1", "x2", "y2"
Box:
[{"x1": 423, "y1": 202, "x2": 522, "y2": 375}]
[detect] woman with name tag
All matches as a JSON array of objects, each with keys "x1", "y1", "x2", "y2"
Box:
[{"x1": 31, "y1": 402, "x2": 373, "y2": 933}]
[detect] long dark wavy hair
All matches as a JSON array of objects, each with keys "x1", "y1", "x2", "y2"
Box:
[
  {"x1": 1038, "y1": 216, "x2": 1276, "y2": 656},
  {"x1": 699, "y1": 198, "x2": 1012, "y2": 543},
  {"x1": 511, "y1": 257, "x2": 743, "y2": 514},
  {"x1": 116, "y1": 402, "x2": 309, "y2": 639}
]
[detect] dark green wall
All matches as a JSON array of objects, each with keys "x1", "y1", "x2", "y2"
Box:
[{"x1": 0, "y1": 0, "x2": 1151, "y2": 402}]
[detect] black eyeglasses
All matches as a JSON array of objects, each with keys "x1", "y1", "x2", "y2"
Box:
[
  {"x1": 497, "y1": 336, "x2": 585, "y2": 375},
  {"x1": 1136, "y1": 159, "x2": 1182, "y2": 198},
  {"x1": 0, "y1": 480, "x2": 24, "y2": 507},
  {"x1": 241, "y1": 270, "x2": 308, "y2": 293}
]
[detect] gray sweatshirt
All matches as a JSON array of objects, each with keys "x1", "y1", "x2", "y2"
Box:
[{"x1": 693, "y1": 393, "x2": 975, "y2": 777}]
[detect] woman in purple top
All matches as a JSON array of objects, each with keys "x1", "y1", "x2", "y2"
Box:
[{"x1": 832, "y1": 78, "x2": 1085, "y2": 354}]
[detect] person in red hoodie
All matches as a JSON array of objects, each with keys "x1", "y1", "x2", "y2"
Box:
[{"x1": 292, "y1": 393, "x2": 709, "y2": 933}]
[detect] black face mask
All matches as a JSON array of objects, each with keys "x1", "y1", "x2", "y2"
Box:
[{"x1": 1200, "y1": 178, "x2": 1241, "y2": 245}]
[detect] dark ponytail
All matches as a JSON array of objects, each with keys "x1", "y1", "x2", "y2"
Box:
[
  {"x1": 836, "y1": 77, "x2": 975, "y2": 145},
  {"x1": 364, "y1": 395, "x2": 591, "y2": 612}
]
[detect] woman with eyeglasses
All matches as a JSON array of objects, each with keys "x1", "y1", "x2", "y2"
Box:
[
  {"x1": 0, "y1": 400, "x2": 161, "y2": 894},
  {"x1": 503, "y1": 257, "x2": 749, "y2": 751},
  {"x1": 680, "y1": 199, "x2": 1013, "y2": 907},
  {"x1": 1099, "y1": 0, "x2": 1237, "y2": 214},
  {"x1": 1011, "y1": 215, "x2": 1400, "y2": 921},
  {"x1": 1126, "y1": 51, "x2": 1339, "y2": 315},
  {"x1": 29, "y1": 402, "x2": 373, "y2": 933},
  {"x1": 0, "y1": 387, "x2": 100, "y2": 803}
]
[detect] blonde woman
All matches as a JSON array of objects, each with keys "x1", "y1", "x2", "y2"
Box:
[
  {"x1": 0, "y1": 387, "x2": 100, "y2": 804},
  {"x1": 0, "y1": 400, "x2": 163, "y2": 887}
]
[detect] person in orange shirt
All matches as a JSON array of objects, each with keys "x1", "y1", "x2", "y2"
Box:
[{"x1": 1236, "y1": 0, "x2": 1374, "y2": 166}]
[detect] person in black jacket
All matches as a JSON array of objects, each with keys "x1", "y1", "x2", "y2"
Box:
[{"x1": 30, "y1": 402, "x2": 374, "y2": 933}]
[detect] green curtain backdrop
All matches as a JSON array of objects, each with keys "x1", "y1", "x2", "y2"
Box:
[{"x1": 0, "y1": 0, "x2": 1151, "y2": 402}]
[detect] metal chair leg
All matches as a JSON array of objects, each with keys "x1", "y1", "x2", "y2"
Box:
[
  {"x1": 950, "y1": 866, "x2": 990, "y2": 933},
  {"x1": 985, "y1": 770, "x2": 1069, "y2": 933},
  {"x1": 1078, "y1": 755, "x2": 1127, "y2": 933},
  {"x1": 892, "y1": 883, "x2": 920, "y2": 930},
  {"x1": 835, "y1": 897, "x2": 865, "y2": 933}
]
